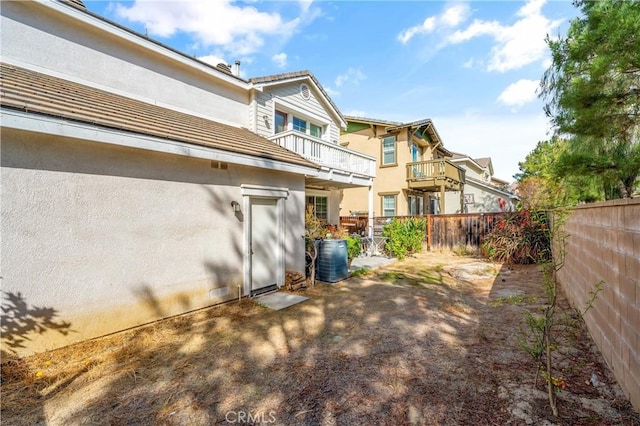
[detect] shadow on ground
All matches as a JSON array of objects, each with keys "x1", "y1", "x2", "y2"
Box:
[{"x1": 1, "y1": 253, "x2": 638, "y2": 425}]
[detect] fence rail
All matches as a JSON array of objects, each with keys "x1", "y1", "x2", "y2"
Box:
[{"x1": 340, "y1": 212, "x2": 506, "y2": 250}]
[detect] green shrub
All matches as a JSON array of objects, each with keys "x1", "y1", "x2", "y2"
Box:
[
  {"x1": 345, "y1": 234, "x2": 362, "y2": 261},
  {"x1": 382, "y1": 217, "x2": 426, "y2": 259},
  {"x1": 481, "y1": 210, "x2": 551, "y2": 264}
]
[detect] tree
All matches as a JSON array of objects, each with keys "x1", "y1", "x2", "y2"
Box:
[
  {"x1": 515, "y1": 138, "x2": 602, "y2": 208},
  {"x1": 541, "y1": 0, "x2": 640, "y2": 199}
]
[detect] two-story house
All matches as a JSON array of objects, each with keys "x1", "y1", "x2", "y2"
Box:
[
  {"x1": 0, "y1": 0, "x2": 374, "y2": 355},
  {"x1": 248, "y1": 72, "x2": 375, "y2": 226},
  {"x1": 340, "y1": 117, "x2": 465, "y2": 218},
  {"x1": 444, "y1": 153, "x2": 518, "y2": 213}
]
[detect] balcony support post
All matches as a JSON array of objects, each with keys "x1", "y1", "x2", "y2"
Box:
[{"x1": 368, "y1": 184, "x2": 374, "y2": 239}]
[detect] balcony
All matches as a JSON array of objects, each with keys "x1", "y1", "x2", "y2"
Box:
[
  {"x1": 269, "y1": 130, "x2": 376, "y2": 186},
  {"x1": 406, "y1": 159, "x2": 465, "y2": 192}
]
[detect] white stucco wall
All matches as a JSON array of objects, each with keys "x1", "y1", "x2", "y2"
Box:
[
  {"x1": 444, "y1": 183, "x2": 513, "y2": 214},
  {"x1": 1, "y1": 1, "x2": 249, "y2": 127},
  {"x1": 1, "y1": 129, "x2": 305, "y2": 355}
]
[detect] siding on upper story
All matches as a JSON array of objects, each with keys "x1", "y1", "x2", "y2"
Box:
[
  {"x1": 1, "y1": 1, "x2": 249, "y2": 127},
  {"x1": 253, "y1": 82, "x2": 341, "y2": 144}
]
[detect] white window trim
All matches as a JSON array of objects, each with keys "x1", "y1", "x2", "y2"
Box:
[
  {"x1": 272, "y1": 99, "x2": 330, "y2": 140},
  {"x1": 382, "y1": 135, "x2": 397, "y2": 166}
]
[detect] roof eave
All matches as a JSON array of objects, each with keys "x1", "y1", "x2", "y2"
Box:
[{"x1": 2, "y1": 109, "x2": 320, "y2": 177}]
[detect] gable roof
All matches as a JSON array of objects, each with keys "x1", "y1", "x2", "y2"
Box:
[
  {"x1": 450, "y1": 152, "x2": 494, "y2": 175},
  {"x1": 249, "y1": 71, "x2": 347, "y2": 129},
  {"x1": 0, "y1": 63, "x2": 317, "y2": 171},
  {"x1": 345, "y1": 116, "x2": 452, "y2": 156}
]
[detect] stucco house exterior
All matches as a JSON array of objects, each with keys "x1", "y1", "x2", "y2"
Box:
[
  {"x1": 443, "y1": 153, "x2": 518, "y2": 213},
  {"x1": 0, "y1": 0, "x2": 374, "y2": 355},
  {"x1": 339, "y1": 117, "x2": 465, "y2": 217}
]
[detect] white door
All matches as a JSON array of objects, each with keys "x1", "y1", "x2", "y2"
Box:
[{"x1": 250, "y1": 198, "x2": 278, "y2": 295}]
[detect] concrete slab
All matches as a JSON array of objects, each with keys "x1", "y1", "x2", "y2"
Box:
[
  {"x1": 255, "y1": 292, "x2": 309, "y2": 311},
  {"x1": 349, "y1": 255, "x2": 397, "y2": 273}
]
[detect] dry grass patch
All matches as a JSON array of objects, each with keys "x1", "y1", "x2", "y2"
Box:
[{"x1": 1, "y1": 252, "x2": 638, "y2": 425}]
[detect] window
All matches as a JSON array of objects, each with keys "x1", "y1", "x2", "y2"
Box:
[
  {"x1": 293, "y1": 116, "x2": 307, "y2": 133},
  {"x1": 310, "y1": 123, "x2": 323, "y2": 138},
  {"x1": 382, "y1": 136, "x2": 396, "y2": 165},
  {"x1": 275, "y1": 110, "x2": 287, "y2": 134},
  {"x1": 382, "y1": 195, "x2": 396, "y2": 217},
  {"x1": 464, "y1": 194, "x2": 475, "y2": 204},
  {"x1": 408, "y1": 195, "x2": 424, "y2": 215},
  {"x1": 306, "y1": 196, "x2": 327, "y2": 221}
]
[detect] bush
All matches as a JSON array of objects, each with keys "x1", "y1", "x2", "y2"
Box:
[
  {"x1": 345, "y1": 234, "x2": 362, "y2": 261},
  {"x1": 481, "y1": 210, "x2": 551, "y2": 264},
  {"x1": 382, "y1": 217, "x2": 426, "y2": 259}
]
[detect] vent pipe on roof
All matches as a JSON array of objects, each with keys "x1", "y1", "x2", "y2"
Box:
[{"x1": 234, "y1": 60, "x2": 241, "y2": 77}]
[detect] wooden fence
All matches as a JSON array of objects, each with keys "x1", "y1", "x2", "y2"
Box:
[{"x1": 340, "y1": 213, "x2": 506, "y2": 250}]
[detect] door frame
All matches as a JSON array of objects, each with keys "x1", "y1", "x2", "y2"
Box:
[{"x1": 241, "y1": 184, "x2": 289, "y2": 297}]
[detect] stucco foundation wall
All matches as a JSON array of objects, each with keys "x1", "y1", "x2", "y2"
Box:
[
  {"x1": 1, "y1": 129, "x2": 305, "y2": 355},
  {"x1": 555, "y1": 199, "x2": 640, "y2": 411}
]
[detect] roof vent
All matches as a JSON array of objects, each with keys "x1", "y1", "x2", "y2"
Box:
[
  {"x1": 300, "y1": 83, "x2": 310, "y2": 100},
  {"x1": 60, "y1": 0, "x2": 87, "y2": 10},
  {"x1": 216, "y1": 63, "x2": 232, "y2": 74}
]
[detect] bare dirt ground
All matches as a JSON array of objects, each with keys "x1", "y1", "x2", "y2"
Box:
[{"x1": 2, "y1": 251, "x2": 639, "y2": 425}]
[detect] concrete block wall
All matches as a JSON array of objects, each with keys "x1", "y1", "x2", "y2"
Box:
[{"x1": 555, "y1": 198, "x2": 640, "y2": 412}]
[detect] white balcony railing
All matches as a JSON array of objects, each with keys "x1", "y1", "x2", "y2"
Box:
[{"x1": 269, "y1": 130, "x2": 376, "y2": 178}]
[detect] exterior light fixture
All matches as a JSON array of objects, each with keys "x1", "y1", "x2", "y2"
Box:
[{"x1": 231, "y1": 201, "x2": 241, "y2": 213}]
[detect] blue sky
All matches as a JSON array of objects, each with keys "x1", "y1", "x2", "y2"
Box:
[{"x1": 86, "y1": 0, "x2": 579, "y2": 181}]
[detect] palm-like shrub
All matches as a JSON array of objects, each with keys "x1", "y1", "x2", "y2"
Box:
[{"x1": 481, "y1": 210, "x2": 551, "y2": 264}]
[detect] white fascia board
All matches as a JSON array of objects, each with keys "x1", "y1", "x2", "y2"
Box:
[
  {"x1": 37, "y1": 0, "x2": 250, "y2": 90},
  {"x1": 2, "y1": 109, "x2": 319, "y2": 177},
  {"x1": 316, "y1": 168, "x2": 373, "y2": 187}
]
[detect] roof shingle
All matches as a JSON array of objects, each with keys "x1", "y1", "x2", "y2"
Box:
[{"x1": 0, "y1": 63, "x2": 316, "y2": 170}]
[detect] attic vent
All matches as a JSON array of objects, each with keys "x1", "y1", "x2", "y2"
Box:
[{"x1": 300, "y1": 83, "x2": 310, "y2": 100}]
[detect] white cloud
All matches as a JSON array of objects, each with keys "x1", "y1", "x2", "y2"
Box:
[
  {"x1": 447, "y1": 0, "x2": 562, "y2": 72},
  {"x1": 398, "y1": 3, "x2": 470, "y2": 44},
  {"x1": 497, "y1": 79, "x2": 540, "y2": 107},
  {"x1": 271, "y1": 52, "x2": 288, "y2": 68},
  {"x1": 432, "y1": 113, "x2": 552, "y2": 180},
  {"x1": 344, "y1": 110, "x2": 367, "y2": 118},
  {"x1": 115, "y1": 0, "x2": 308, "y2": 56},
  {"x1": 324, "y1": 86, "x2": 340, "y2": 97},
  {"x1": 334, "y1": 68, "x2": 366, "y2": 87},
  {"x1": 197, "y1": 54, "x2": 226, "y2": 67}
]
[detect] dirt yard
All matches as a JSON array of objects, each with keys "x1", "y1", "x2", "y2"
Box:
[{"x1": 2, "y1": 252, "x2": 639, "y2": 425}]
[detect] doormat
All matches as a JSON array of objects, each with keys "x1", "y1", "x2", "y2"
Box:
[{"x1": 255, "y1": 292, "x2": 309, "y2": 311}]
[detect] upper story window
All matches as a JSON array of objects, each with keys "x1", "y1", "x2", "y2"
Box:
[
  {"x1": 275, "y1": 111, "x2": 287, "y2": 134},
  {"x1": 274, "y1": 109, "x2": 325, "y2": 140},
  {"x1": 382, "y1": 135, "x2": 396, "y2": 166},
  {"x1": 310, "y1": 123, "x2": 322, "y2": 138},
  {"x1": 293, "y1": 116, "x2": 307, "y2": 133}
]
